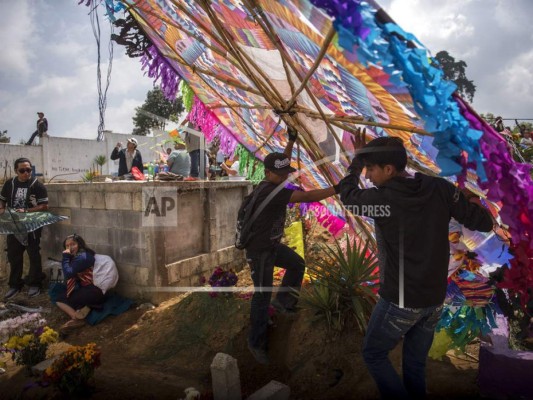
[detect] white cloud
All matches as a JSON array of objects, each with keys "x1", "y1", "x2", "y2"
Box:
[
  {"x1": 2, "y1": 0, "x2": 532, "y2": 145},
  {"x1": 0, "y1": 0, "x2": 35, "y2": 78}
]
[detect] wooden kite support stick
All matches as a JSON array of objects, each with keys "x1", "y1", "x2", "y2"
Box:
[
  {"x1": 284, "y1": 26, "x2": 336, "y2": 111},
  {"x1": 296, "y1": 108, "x2": 432, "y2": 136}
]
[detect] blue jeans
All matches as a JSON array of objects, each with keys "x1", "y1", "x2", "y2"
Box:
[
  {"x1": 246, "y1": 243, "x2": 305, "y2": 350},
  {"x1": 362, "y1": 298, "x2": 442, "y2": 399},
  {"x1": 189, "y1": 150, "x2": 200, "y2": 177}
]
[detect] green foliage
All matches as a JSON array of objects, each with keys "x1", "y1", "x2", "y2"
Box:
[
  {"x1": 300, "y1": 235, "x2": 379, "y2": 334},
  {"x1": 0, "y1": 129, "x2": 10, "y2": 143},
  {"x1": 94, "y1": 155, "x2": 107, "y2": 175},
  {"x1": 513, "y1": 122, "x2": 533, "y2": 135},
  {"x1": 435, "y1": 50, "x2": 476, "y2": 102},
  {"x1": 132, "y1": 87, "x2": 184, "y2": 135},
  {"x1": 82, "y1": 171, "x2": 97, "y2": 182}
]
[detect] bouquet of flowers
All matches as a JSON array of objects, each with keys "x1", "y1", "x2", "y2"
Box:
[
  {"x1": 43, "y1": 343, "x2": 101, "y2": 395},
  {"x1": 207, "y1": 267, "x2": 238, "y2": 297},
  {"x1": 0, "y1": 313, "x2": 58, "y2": 370}
]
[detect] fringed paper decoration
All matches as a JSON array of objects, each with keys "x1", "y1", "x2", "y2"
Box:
[
  {"x1": 140, "y1": 46, "x2": 180, "y2": 101},
  {"x1": 275, "y1": 220, "x2": 306, "y2": 279},
  {"x1": 187, "y1": 96, "x2": 239, "y2": 156},
  {"x1": 435, "y1": 304, "x2": 498, "y2": 354},
  {"x1": 428, "y1": 329, "x2": 453, "y2": 361},
  {"x1": 235, "y1": 144, "x2": 265, "y2": 184},
  {"x1": 299, "y1": 202, "x2": 346, "y2": 237},
  {"x1": 180, "y1": 81, "x2": 195, "y2": 112},
  {"x1": 456, "y1": 97, "x2": 533, "y2": 313},
  {"x1": 284, "y1": 221, "x2": 305, "y2": 259},
  {"x1": 311, "y1": 1, "x2": 484, "y2": 179}
]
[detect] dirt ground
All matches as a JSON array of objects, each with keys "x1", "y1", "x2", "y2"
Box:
[{"x1": 0, "y1": 268, "x2": 482, "y2": 400}]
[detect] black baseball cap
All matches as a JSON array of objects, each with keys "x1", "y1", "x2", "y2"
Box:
[{"x1": 264, "y1": 152, "x2": 296, "y2": 175}]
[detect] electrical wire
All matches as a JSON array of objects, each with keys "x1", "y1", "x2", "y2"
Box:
[{"x1": 89, "y1": 1, "x2": 114, "y2": 141}]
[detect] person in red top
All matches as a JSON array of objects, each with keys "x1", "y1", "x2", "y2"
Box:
[{"x1": 55, "y1": 234, "x2": 105, "y2": 333}]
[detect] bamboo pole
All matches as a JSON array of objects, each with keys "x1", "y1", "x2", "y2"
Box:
[
  {"x1": 130, "y1": 10, "x2": 272, "y2": 143},
  {"x1": 294, "y1": 107, "x2": 431, "y2": 136},
  {"x1": 194, "y1": 0, "x2": 287, "y2": 109},
  {"x1": 209, "y1": 104, "x2": 273, "y2": 111},
  {"x1": 137, "y1": 0, "x2": 280, "y2": 101},
  {"x1": 284, "y1": 26, "x2": 336, "y2": 111},
  {"x1": 243, "y1": 1, "x2": 346, "y2": 157}
]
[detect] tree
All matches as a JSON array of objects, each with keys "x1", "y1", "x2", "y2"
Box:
[
  {"x1": 0, "y1": 129, "x2": 10, "y2": 144},
  {"x1": 435, "y1": 50, "x2": 476, "y2": 103},
  {"x1": 132, "y1": 87, "x2": 184, "y2": 135}
]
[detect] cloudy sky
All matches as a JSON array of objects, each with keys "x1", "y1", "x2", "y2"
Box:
[{"x1": 1, "y1": 0, "x2": 532, "y2": 145}]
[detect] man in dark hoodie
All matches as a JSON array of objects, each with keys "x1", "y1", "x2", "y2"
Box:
[{"x1": 339, "y1": 130, "x2": 493, "y2": 399}]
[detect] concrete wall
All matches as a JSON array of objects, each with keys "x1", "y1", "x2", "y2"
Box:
[
  {"x1": 36, "y1": 180, "x2": 251, "y2": 302},
  {"x1": 0, "y1": 181, "x2": 251, "y2": 302},
  {"x1": 0, "y1": 132, "x2": 174, "y2": 182}
]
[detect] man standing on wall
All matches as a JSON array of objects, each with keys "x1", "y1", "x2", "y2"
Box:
[
  {"x1": 0, "y1": 158, "x2": 49, "y2": 300},
  {"x1": 26, "y1": 112, "x2": 48, "y2": 146}
]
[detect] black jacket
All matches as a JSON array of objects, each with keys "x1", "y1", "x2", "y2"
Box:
[
  {"x1": 339, "y1": 171, "x2": 493, "y2": 308},
  {"x1": 110, "y1": 148, "x2": 143, "y2": 177}
]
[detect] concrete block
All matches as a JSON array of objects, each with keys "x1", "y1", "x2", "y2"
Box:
[
  {"x1": 31, "y1": 356, "x2": 58, "y2": 377},
  {"x1": 83, "y1": 226, "x2": 111, "y2": 246},
  {"x1": 132, "y1": 192, "x2": 143, "y2": 212},
  {"x1": 114, "y1": 245, "x2": 141, "y2": 265},
  {"x1": 210, "y1": 353, "x2": 241, "y2": 400},
  {"x1": 246, "y1": 381, "x2": 290, "y2": 400},
  {"x1": 70, "y1": 209, "x2": 120, "y2": 228},
  {"x1": 121, "y1": 211, "x2": 142, "y2": 229},
  {"x1": 118, "y1": 263, "x2": 150, "y2": 285},
  {"x1": 80, "y1": 190, "x2": 106, "y2": 209},
  {"x1": 57, "y1": 191, "x2": 80, "y2": 208},
  {"x1": 110, "y1": 229, "x2": 141, "y2": 250},
  {"x1": 105, "y1": 191, "x2": 133, "y2": 210},
  {"x1": 46, "y1": 191, "x2": 59, "y2": 208}
]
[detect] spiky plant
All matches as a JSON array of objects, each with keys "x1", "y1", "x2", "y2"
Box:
[
  {"x1": 94, "y1": 155, "x2": 107, "y2": 175},
  {"x1": 300, "y1": 235, "x2": 379, "y2": 333},
  {"x1": 82, "y1": 171, "x2": 97, "y2": 183}
]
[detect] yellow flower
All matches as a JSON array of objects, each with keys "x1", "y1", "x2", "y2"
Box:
[
  {"x1": 21, "y1": 334, "x2": 33, "y2": 347},
  {"x1": 39, "y1": 327, "x2": 59, "y2": 345}
]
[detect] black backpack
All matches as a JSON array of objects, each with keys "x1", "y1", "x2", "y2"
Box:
[
  {"x1": 235, "y1": 183, "x2": 288, "y2": 250},
  {"x1": 235, "y1": 188, "x2": 263, "y2": 250}
]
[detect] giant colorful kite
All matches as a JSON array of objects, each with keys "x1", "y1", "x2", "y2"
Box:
[{"x1": 79, "y1": 1, "x2": 532, "y2": 313}]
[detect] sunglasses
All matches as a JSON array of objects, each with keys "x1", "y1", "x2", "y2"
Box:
[{"x1": 18, "y1": 168, "x2": 32, "y2": 174}]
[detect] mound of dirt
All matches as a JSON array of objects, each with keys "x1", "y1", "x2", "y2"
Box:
[{"x1": 1, "y1": 270, "x2": 481, "y2": 399}]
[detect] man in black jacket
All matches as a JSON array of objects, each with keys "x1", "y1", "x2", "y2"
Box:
[
  {"x1": 110, "y1": 137, "x2": 144, "y2": 177},
  {"x1": 0, "y1": 158, "x2": 49, "y2": 299},
  {"x1": 339, "y1": 130, "x2": 493, "y2": 399}
]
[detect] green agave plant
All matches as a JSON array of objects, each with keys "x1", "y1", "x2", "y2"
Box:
[
  {"x1": 82, "y1": 171, "x2": 97, "y2": 182},
  {"x1": 300, "y1": 235, "x2": 379, "y2": 334}
]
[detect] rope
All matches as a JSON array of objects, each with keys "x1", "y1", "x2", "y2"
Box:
[{"x1": 89, "y1": 2, "x2": 114, "y2": 141}]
